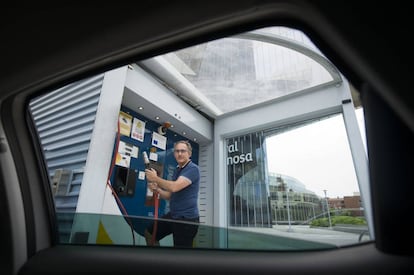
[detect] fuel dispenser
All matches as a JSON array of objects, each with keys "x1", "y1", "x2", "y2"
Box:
[{"x1": 109, "y1": 105, "x2": 199, "y2": 237}]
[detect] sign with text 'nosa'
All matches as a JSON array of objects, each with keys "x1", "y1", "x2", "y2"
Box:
[{"x1": 227, "y1": 141, "x2": 254, "y2": 165}]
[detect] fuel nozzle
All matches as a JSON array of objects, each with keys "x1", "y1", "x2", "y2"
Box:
[{"x1": 142, "y1": 151, "x2": 150, "y2": 169}]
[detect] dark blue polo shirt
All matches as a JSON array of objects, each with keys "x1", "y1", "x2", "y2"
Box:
[{"x1": 169, "y1": 161, "x2": 200, "y2": 219}]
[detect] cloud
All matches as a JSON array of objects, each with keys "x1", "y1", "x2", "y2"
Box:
[{"x1": 266, "y1": 109, "x2": 364, "y2": 198}]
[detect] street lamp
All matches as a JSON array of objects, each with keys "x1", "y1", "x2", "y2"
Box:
[
  {"x1": 312, "y1": 203, "x2": 316, "y2": 221},
  {"x1": 286, "y1": 186, "x2": 293, "y2": 232},
  {"x1": 323, "y1": 189, "x2": 332, "y2": 229}
]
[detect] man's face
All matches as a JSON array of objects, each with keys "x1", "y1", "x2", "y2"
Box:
[{"x1": 174, "y1": 143, "x2": 190, "y2": 166}]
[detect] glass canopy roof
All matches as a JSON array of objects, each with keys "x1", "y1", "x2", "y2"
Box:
[{"x1": 139, "y1": 27, "x2": 342, "y2": 119}]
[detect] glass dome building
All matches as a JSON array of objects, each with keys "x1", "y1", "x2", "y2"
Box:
[{"x1": 268, "y1": 173, "x2": 322, "y2": 225}]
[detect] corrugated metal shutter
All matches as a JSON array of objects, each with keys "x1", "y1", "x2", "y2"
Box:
[
  {"x1": 29, "y1": 74, "x2": 104, "y2": 214},
  {"x1": 195, "y1": 144, "x2": 212, "y2": 248}
]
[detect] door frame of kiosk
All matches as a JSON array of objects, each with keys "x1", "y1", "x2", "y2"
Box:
[{"x1": 110, "y1": 105, "x2": 199, "y2": 237}]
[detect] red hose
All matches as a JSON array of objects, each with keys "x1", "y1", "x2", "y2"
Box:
[
  {"x1": 106, "y1": 116, "x2": 135, "y2": 245},
  {"x1": 151, "y1": 191, "x2": 159, "y2": 245}
]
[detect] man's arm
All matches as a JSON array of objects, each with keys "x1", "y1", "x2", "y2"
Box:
[{"x1": 145, "y1": 168, "x2": 191, "y2": 193}]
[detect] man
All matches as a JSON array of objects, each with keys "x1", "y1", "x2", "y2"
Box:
[{"x1": 144, "y1": 140, "x2": 200, "y2": 247}]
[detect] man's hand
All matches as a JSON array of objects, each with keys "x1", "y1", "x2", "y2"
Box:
[
  {"x1": 147, "y1": 181, "x2": 158, "y2": 193},
  {"x1": 145, "y1": 168, "x2": 158, "y2": 183}
]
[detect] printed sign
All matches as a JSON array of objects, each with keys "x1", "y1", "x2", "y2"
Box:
[
  {"x1": 119, "y1": 111, "x2": 132, "y2": 136},
  {"x1": 131, "y1": 117, "x2": 146, "y2": 142},
  {"x1": 151, "y1": 131, "x2": 167, "y2": 150},
  {"x1": 118, "y1": 141, "x2": 139, "y2": 158}
]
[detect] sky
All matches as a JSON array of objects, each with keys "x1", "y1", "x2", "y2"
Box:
[{"x1": 266, "y1": 108, "x2": 366, "y2": 198}]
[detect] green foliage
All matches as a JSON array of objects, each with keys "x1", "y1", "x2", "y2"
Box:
[
  {"x1": 333, "y1": 216, "x2": 366, "y2": 225},
  {"x1": 310, "y1": 215, "x2": 366, "y2": 227},
  {"x1": 311, "y1": 218, "x2": 331, "y2": 227}
]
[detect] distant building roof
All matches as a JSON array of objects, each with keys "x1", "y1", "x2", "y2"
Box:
[{"x1": 269, "y1": 172, "x2": 316, "y2": 195}]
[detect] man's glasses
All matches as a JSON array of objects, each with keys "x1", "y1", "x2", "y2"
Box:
[{"x1": 174, "y1": 149, "x2": 188, "y2": 154}]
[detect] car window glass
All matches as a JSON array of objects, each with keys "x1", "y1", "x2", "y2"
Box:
[{"x1": 28, "y1": 26, "x2": 372, "y2": 250}]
